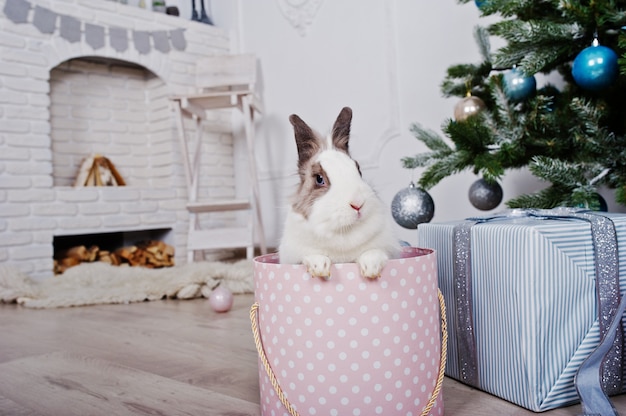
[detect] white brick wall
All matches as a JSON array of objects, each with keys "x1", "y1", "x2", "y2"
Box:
[{"x1": 0, "y1": 0, "x2": 236, "y2": 279}]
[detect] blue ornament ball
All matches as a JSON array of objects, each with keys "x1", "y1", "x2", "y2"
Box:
[
  {"x1": 572, "y1": 43, "x2": 618, "y2": 91},
  {"x1": 503, "y1": 68, "x2": 536, "y2": 102},
  {"x1": 475, "y1": 0, "x2": 486, "y2": 7}
]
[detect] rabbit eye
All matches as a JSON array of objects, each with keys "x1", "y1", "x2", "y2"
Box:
[{"x1": 315, "y1": 174, "x2": 326, "y2": 186}]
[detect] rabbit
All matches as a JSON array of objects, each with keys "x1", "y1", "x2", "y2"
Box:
[{"x1": 278, "y1": 106, "x2": 401, "y2": 279}]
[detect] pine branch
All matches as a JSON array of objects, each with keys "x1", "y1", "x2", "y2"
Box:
[
  {"x1": 568, "y1": 97, "x2": 607, "y2": 138},
  {"x1": 490, "y1": 20, "x2": 580, "y2": 45},
  {"x1": 494, "y1": 42, "x2": 579, "y2": 75},
  {"x1": 485, "y1": 76, "x2": 521, "y2": 134},
  {"x1": 400, "y1": 154, "x2": 435, "y2": 170},
  {"x1": 528, "y1": 156, "x2": 586, "y2": 187},
  {"x1": 490, "y1": 20, "x2": 583, "y2": 74},
  {"x1": 441, "y1": 62, "x2": 492, "y2": 99},
  {"x1": 474, "y1": 25, "x2": 492, "y2": 62},
  {"x1": 445, "y1": 116, "x2": 494, "y2": 153},
  {"x1": 506, "y1": 184, "x2": 603, "y2": 210},
  {"x1": 408, "y1": 124, "x2": 453, "y2": 154},
  {"x1": 476, "y1": 0, "x2": 563, "y2": 20},
  {"x1": 401, "y1": 124, "x2": 453, "y2": 170},
  {"x1": 417, "y1": 152, "x2": 475, "y2": 190},
  {"x1": 506, "y1": 186, "x2": 565, "y2": 209}
]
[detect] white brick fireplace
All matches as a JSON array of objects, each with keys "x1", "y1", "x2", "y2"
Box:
[{"x1": 0, "y1": 0, "x2": 238, "y2": 280}]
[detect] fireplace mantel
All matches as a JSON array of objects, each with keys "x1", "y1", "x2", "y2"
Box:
[{"x1": 0, "y1": 0, "x2": 237, "y2": 279}]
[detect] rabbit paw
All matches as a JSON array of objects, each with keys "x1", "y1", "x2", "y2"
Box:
[
  {"x1": 357, "y1": 249, "x2": 389, "y2": 279},
  {"x1": 303, "y1": 254, "x2": 332, "y2": 280}
]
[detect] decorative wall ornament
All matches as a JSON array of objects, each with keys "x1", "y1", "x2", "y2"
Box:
[
  {"x1": 275, "y1": 0, "x2": 324, "y2": 37},
  {"x1": 133, "y1": 30, "x2": 151, "y2": 54},
  {"x1": 169, "y1": 29, "x2": 187, "y2": 51},
  {"x1": 110, "y1": 27, "x2": 129, "y2": 52},
  {"x1": 3, "y1": 0, "x2": 187, "y2": 53},
  {"x1": 3, "y1": 0, "x2": 29, "y2": 23},
  {"x1": 60, "y1": 15, "x2": 81, "y2": 43},
  {"x1": 85, "y1": 23, "x2": 106, "y2": 50},
  {"x1": 33, "y1": 5, "x2": 56, "y2": 34},
  {"x1": 152, "y1": 31, "x2": 171, "y2": 53}
]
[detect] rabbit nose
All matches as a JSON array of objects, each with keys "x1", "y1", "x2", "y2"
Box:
[{"x1": 350, "y1": 201, "x2": 364, "y2": 212}]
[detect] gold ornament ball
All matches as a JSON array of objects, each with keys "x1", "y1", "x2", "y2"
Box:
[{"x1": 454, "y1": 96, "x2": 486, "y2": 121}]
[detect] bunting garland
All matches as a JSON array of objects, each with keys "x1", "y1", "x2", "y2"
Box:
[
  {"x1": 3, "y1": 0, "x2": 187, "y2": 53},
  {"x1": 85, "y1": 23, "x2": 105, "y2": 50},
  {"x1": 59, "y1": 15, "x2": 81, "y2": 43}
]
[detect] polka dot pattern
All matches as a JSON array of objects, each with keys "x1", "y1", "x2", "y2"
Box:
[{"x1": 253, "y1": 247, "x2": 443, "y2": 416}]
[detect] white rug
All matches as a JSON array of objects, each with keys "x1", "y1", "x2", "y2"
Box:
[{"x1": 0, "y1": 260, "x2": 254, "y2": 309}]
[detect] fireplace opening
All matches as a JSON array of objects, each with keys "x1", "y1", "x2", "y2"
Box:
[{"x1": 53, "y1": 228, "x2": 174, "y2": 274}]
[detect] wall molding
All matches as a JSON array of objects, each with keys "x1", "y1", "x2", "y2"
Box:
[
  {"x1": 275, "y1": 0, "x2": 324, "y2": 37},
  {"x1": 358, "y1": 1, "x2": 401, "y2": 170}
]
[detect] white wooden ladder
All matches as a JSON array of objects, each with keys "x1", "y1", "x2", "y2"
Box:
[{"x1": 170, "y1": 54, "x2": 267, "y2": 261}]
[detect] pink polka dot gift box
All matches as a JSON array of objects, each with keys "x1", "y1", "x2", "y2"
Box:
[{"x1": 251, "y1": 246, "x2": 446, "y2": 416}]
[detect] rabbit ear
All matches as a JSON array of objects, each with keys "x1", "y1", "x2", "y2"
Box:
[
  {"x1": 331, "y1": 107, "x2": 352, "y2": 154},
  {"x1": 290, "y1": 114, "x2": 321, "y2": 169}
]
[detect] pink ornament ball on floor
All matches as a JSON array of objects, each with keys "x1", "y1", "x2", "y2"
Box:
[{"x1": 209, "y1": 286, "x2": 233, "y2": 313}]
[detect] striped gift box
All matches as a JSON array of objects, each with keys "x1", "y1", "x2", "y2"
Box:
[{"x1": 418, "y1": 212, "x2": 626, "y2": 412}]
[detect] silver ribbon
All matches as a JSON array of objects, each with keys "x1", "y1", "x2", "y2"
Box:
[
  {"x1": 452, "y1": 221, "x2": 479, "y2": 386},
  {"x1": 570, "y1": 211, "x2": 622, "y2": 397},
  {"x1": 576, "y1": 291, "x2": 625, "y2": 416},
  {"x1": 454, "y1": 208, "x2": 623, "y2": 399}
]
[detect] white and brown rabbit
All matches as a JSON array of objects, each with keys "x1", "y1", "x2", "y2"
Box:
[{"x1": 279, "y1": 107, "x2": 400, "y2": 279}]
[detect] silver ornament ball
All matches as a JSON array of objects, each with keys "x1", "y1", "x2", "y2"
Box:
[
  {"x1": 468, "y1": 178, "x2": 503, "y2": 211},
  {"x1": 391, "y1": 182, "x2": 435, "y2": 229}
]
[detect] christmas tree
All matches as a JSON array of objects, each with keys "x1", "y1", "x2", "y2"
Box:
[{"x1": 402, "y1": 0, "x2": 626, "y2": 211}]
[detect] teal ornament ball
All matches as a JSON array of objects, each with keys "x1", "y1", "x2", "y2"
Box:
[
  {"x1": 572, "y1": 42, "x2": 618, "y2": 91},
  {"x1": 576, "y1": 193, "x2": 608, "y2": 212},
  {"x1": 474, "y1": 0, "x2": 485, "y2": 7},
  {"x1": 391, "y1": 182, "x2": 434, "y2": 229},
  {"x1": 468, "y1": 178, "x2": 503, "y2": 211},
  {"x1": 503, "y1": 68, "x2": 536, "y2": 102}
]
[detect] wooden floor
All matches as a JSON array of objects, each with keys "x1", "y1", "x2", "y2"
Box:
[{"x1": 1, "y1": 294, "x2": 625, "y2": 416}]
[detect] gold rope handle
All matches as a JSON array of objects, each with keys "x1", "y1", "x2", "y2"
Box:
[
  {"x1": 422, "y1": 289, "x2": 448, "y2": 416},
  {"x1": 250, "y1": 302, "x2": 299, "y2": 416},
  {"x1": 250, "y1": 289, "x2": 448, "y2": 416}
]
